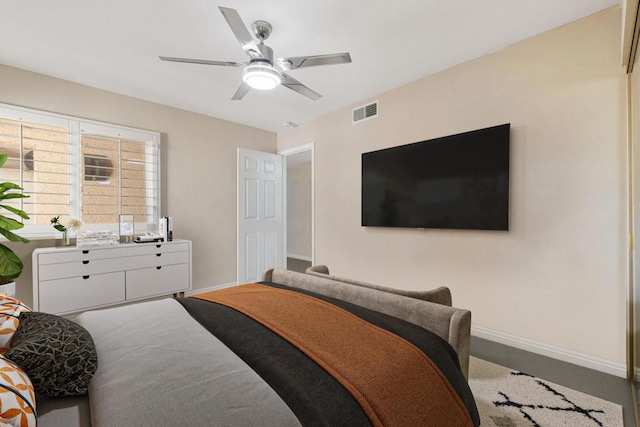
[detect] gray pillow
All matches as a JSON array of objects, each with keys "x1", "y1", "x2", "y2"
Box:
[{"x1": 6, "y1": 311, "x2": 98, "y2": 397}]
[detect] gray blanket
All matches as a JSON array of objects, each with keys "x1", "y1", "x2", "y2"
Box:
[{"x1": 77, "y1": 298, "x2": 300, "y2": 427}]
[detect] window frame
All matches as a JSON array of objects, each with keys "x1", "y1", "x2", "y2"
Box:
[{"x1": 0, "y1": 103, "x2": 161, "y2": 239}]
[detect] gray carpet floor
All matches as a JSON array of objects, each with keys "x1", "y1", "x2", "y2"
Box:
[{"x1": 472, "y1": 336, "x2": 638, "y2": 426}]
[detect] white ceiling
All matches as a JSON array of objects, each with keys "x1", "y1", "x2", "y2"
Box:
[{"x1": 1, "y1": 1, "x2": 619, "y2": 132}]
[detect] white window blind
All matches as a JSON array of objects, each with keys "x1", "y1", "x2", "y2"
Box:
[
  {"x1": 0, "y1": 104, "x2": 160, "y2": 238},
  {"x1": 80, "y1": 123, "x2": 160, "y2": 228},
  {"x1": 0, "y1": 116, "x2": 72, "y2": 234}
]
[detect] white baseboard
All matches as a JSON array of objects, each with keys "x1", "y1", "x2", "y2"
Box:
[
  {"x1": 186, "y1": 281, "x2": 236, "y2": 296},
  {"x1": 472, "y1": 325, "x2": 627, "y2": 378},
  {"x1": 287, "y1": 254, "x2": 312, "y2": 262}
]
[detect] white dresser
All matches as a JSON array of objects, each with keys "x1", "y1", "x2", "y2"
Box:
[{"x1": 32, "y1": 240, "x2": 192, "y2": 315}]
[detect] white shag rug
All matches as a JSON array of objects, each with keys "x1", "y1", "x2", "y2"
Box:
[{"x1": 468, "y1": 357, "x2": 624, "y2": 427}]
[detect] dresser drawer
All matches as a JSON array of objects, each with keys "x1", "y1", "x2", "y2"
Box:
[
  {"x1": 126, "y1": 263, "x2": 189, "y2": 300},
  {"x1": 36, "y1": 241, "x2": 190, "y2": 265},
  {"x1": 39, "y1": 272, "x2": 125, "y2": 314},
  {"x1": 39, "y1": 257, "x2": 125, "y2": 281},
  {"x1": 37, "y1": 246, "x2": 122, "y2": 265},
  {"x1": 124, "y1": 251, "x2": 189, "y2": 270},
  {"x1": 118, "y1": 242, "x2": 189, "y2": 257}
]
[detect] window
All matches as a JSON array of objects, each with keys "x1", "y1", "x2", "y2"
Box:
[
  {"x1": 0, "y1": 116, "x2": 71, "y2": 231},
  {"x1": 0, "y1": 104, "x2": 160, "y2": 238}
]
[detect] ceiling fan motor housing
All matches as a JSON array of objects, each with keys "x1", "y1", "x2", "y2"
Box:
[{"x1": 252, "y1": 20, "x2": 273, "y2": 41}]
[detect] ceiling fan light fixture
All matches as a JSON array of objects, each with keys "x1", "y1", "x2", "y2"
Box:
[
  {"x1": 160, "y1": 8, "x2": 351, "y2": 101},
  {"x1": 242, "y1": 63, "x2": 281, "y2": 90}
]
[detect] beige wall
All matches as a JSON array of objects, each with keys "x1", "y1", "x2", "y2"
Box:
[
  {"x1": 278, "y1": 8, "x2": 627, "y2": 366},
  {"x1": 0, "y1": 64, "x2": 276, "y2": 305},
  {"x1": 287, "y1": 163, "x2": 312, "y2": 258}
]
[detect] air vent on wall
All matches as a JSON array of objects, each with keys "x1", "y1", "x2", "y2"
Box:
[{"x1": 352, "y1": 101, "x2": 378, "y2": 124}]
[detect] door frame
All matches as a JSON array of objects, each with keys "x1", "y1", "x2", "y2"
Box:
[{"x1": 279, "y1": 142, "x2": 315, "y2": 267}]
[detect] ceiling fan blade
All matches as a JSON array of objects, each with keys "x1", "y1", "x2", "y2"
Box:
[
  {"x1": 281, "y1": 73, "x2": 322, "y2": 101},
  {"x1": 218, "y1": 7, "x2": 262, "y2": 59},
  {"x1": 278, "y1": 52, "x2": 351, "y2": 70},
  {"x1": 231, "y1": 83, "x2": 251, "y2": 100},
  {"x1": 159, "y1": 56, "x2": 243, "y2": 67}
]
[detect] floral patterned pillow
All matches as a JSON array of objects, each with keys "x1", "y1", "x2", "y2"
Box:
[
  {"x1": 0, "y1": 297, "x2": 31, "y2": 354},
  {"x1": 0, "y1": 355, "x2": 36, "y2": 426}
]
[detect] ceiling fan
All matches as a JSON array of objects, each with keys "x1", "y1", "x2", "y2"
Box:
[{"x1": 160, "y1": 6, "x2": 352, "y2": 101}]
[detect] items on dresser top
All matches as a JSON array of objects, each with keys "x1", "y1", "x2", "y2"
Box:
[
  {"x1": 32, "y1": 240, "x2": 192, "y2": 315},
  {"x1": 134, "y1": 233, "x2": 164, "y2": 243},
  {"x1": 158, "y1": 216, "x2": 173, "y2": 242},
  {"x1": 75, "y1": 230, "x2": 118, "y2": 248}
]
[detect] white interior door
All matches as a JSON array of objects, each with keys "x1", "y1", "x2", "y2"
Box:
[{"x1": 237, "y1": 148, "x2": 285, "y2": 284}]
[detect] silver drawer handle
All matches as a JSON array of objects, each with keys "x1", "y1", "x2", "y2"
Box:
[{"x1": 82, "y1": 275, "x2": 90, "y2": 279}]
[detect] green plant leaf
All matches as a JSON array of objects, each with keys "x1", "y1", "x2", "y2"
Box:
[
  {"x1": 0, "y1": 228, "x2": 29, "y2": 244},
  {"x1": 53, "y1": 224, "x2": 66, "y2": 232},
  {"x1": 0, "y1": 153, "x2": 29, "y2": 281},
  {"x1": 0, "y1": 216, "x2": 23, "y2": 231},
  {"x1": 0, "y1": 182, "x2": 24, "y2": 192},
  {"x1": 0, "y1": 205, "x2": 29, "y2": 220},
  {"x1": 0, "y1": 193, "x2": 29, "y2": 201},
  {"x1": 0, "y1": 244, "x2": 23, "y2": 281}
]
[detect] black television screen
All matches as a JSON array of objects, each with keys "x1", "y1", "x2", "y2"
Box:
[{"x1": 361, "y1": 123, "x2": 510, "y2": 230}]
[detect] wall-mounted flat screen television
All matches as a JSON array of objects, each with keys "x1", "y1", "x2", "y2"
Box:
[{"x1": 361, "y1": 123, "x2": 510, "y2": 230}]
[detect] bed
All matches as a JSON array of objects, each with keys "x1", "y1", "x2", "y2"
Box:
[{"x1": 14, "y1": 268, "x2": 479, "y2": 427}]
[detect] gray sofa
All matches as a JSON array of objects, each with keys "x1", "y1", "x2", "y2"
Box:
[{"x1": 265, "y1": 268, "x2": 471, "y2": 379}]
